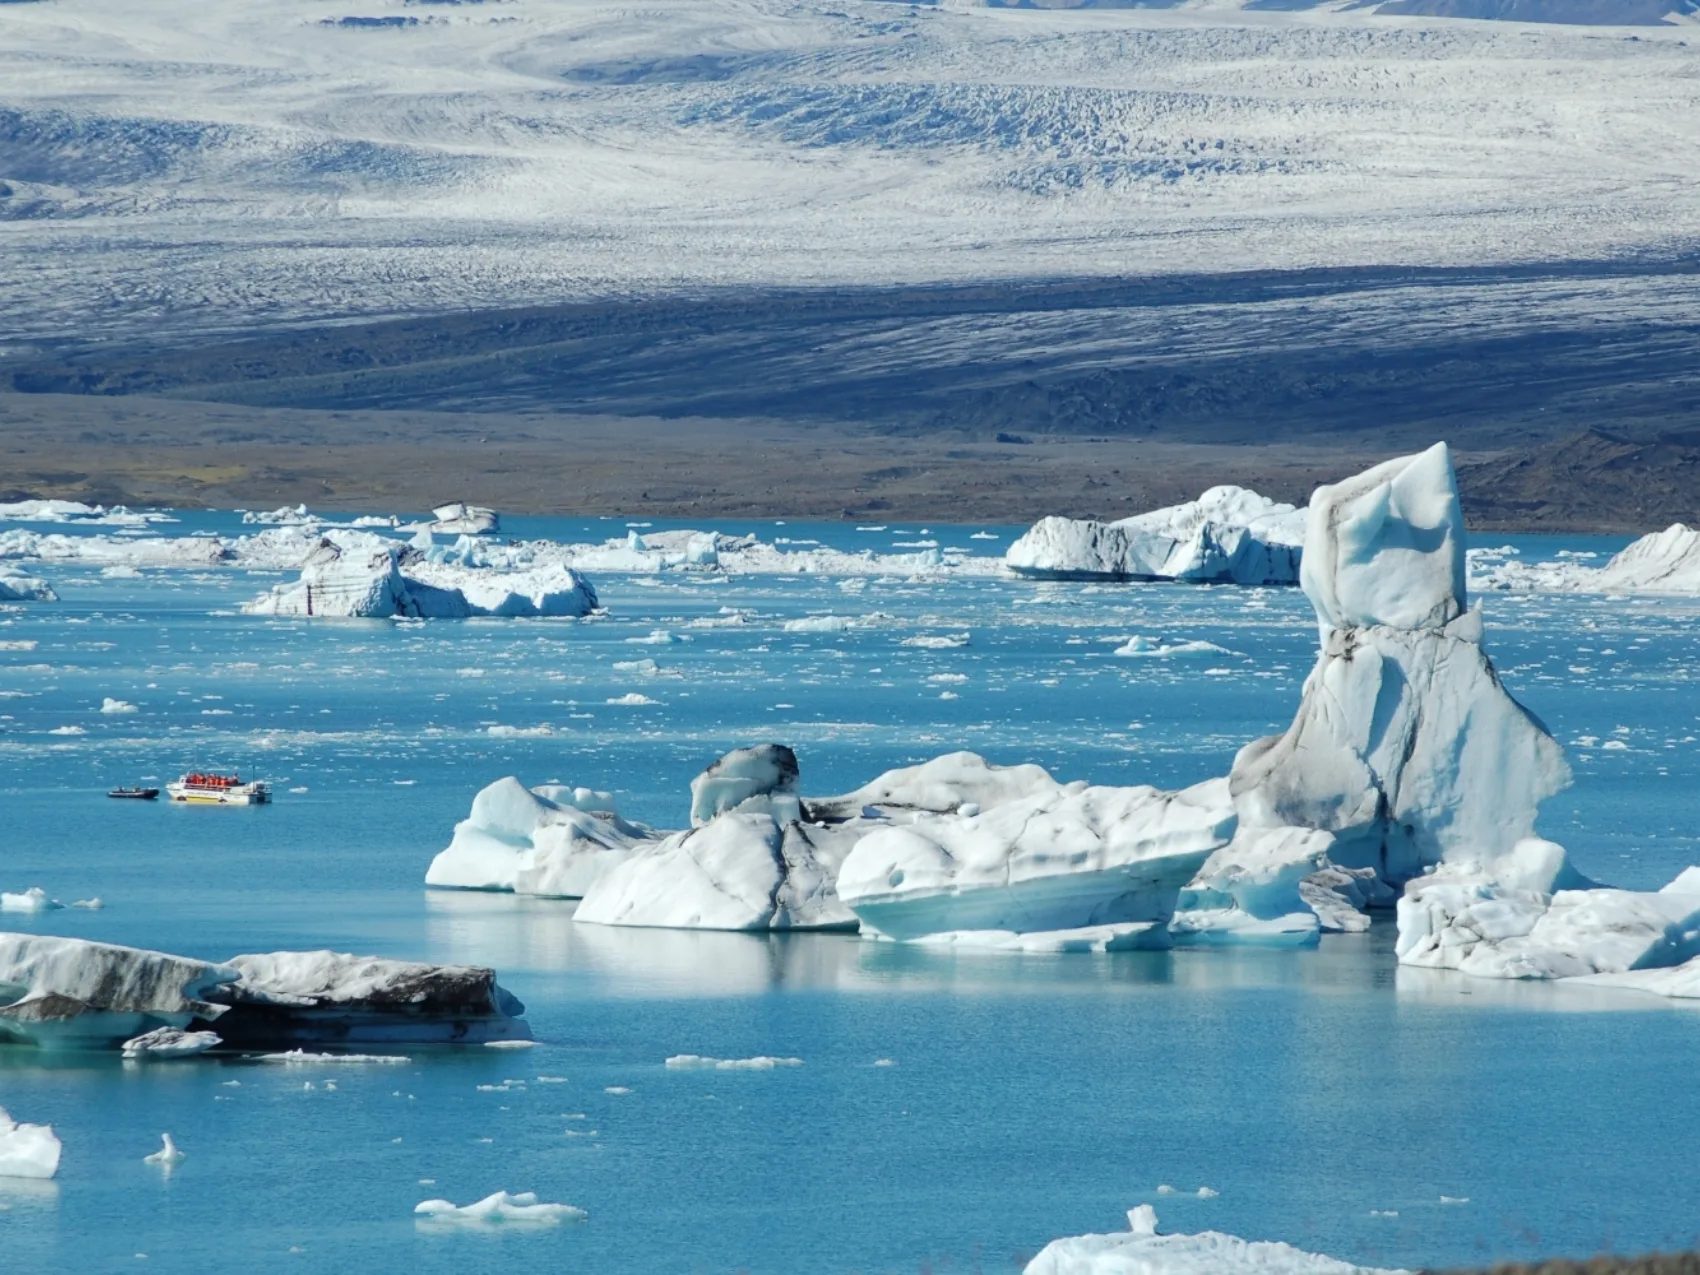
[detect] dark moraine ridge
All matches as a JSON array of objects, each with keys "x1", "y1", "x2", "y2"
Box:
[{"x1": 4, "y1": 260, "x2": 1699, "y2": 531}]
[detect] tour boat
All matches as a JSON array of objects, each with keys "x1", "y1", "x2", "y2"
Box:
[
  {"x1": 107, "y1": 786, "x2": 160, "y2": 800},
  {"x1": 165, "y1": 772, "x2": 271, "y2": 805}
]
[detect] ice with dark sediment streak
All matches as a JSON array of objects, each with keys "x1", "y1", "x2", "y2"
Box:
[
  {"x1": 0, "y1": 565, "x2": 57, "y2": 602},
  {"x1": 0, "y1": 933, "x2": 238, "y2": 1049},
  {"x1": 0, "y1": 934, "x2": 530, "y2": 1048}
]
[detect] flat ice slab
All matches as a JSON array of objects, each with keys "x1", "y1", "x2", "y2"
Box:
[
  {"x1": 0, "y1": 1107, "x2": 61, "y2": 1180},
  {"x1": 415, "y1": 1191, "x2": 586, "y2": 1224}
]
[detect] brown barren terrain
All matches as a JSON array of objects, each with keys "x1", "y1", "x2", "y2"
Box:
[{"x1": 4, "y1": 393, "x2": 1697, "y2": 532}]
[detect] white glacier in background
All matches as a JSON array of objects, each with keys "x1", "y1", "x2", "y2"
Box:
[
  {"x1": 1024, "y1": 1205, "x2": 1410, "y2": 1275},
  {"x1": 1005, "y1": 487, "x2": 1304, "y2": 585},
  {"x1": 0, "y1": 1107, "x2": 62, "y2": 1180}
]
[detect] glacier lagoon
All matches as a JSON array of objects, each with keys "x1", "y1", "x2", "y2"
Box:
[{"x1": 3, "y1": 512, "x2": 1699, "y2": 1272}]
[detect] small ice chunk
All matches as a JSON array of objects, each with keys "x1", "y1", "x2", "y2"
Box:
[
  {"x1": 257, "y1": 1050, "x2": 411, "y2": 1065},
  {"x1": 143, "y1": 1134, "x2": 185, "y2": 1165},
  {"x1": 414, "y1": 1191, "x2": 586, "y2": 1224},
  {"x1": 1127, "y1": 1204, "x2": 1158, "y2": 1235},
  {"x1": 121, "y1": 1027, "x2": 221, "y2": 1060},
  {"x1": 71, "y1": 898, "x2": 104, "y2": 909},
  {"x1": 603, "y1": 1086, "x2": 632, "y2": 1095},
  {"x1": 100, "y1": 698, "x2": 138, "y2": 714},
  {"x1": 605, "y1": 693, "x2": 659, "y2": 706},
  {"x1": 484, "y1": 1040, "x2": 537, "y2": 1050},
  {"x1": 1439, "y1": 1195, "x2": 1469, "y2": 1205},
  {"x1": 1196, "y1": 1186, "x2": 1219, "y2": 1199},
  {"x1": 664, "y1": 1055, "x2": 803, "y2": 1070},
  {"x1": 0, "y1": 1107, "x2": 61, "y2": 1179},
  {"x1": 1, "y1": 887, "x2": 62, "y2": 913}
]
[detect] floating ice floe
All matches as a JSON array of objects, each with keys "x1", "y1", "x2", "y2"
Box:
[
  {"x1": 0, "y1": 934, "x2": 530, "y2": 1049},
  {"x1": 0, "y1": 500, "x2": 170, "y2": 527},
  {"x1": 242, "y1": 504, "x2": 314, "y2": 526},
  {"x1": 1006, "y1": 486, "x2": 1304, "y2": 585},
  {"x1": 415, "y1": 1190, "x2": 586, "y2": 1224},
  {"x1": 0, "y1": 1108, "x2": 61, "y2": 1180},
  {"x1": 1024, "y1": 1205, "x2": 1410, "y2": 1275},
  {"x1": 1, "y1": 887, "x2": 62, "y2": 913},
  {"x1": 99, "y1": 697, "x2": 138, "y2": 714},
  {"x1": 258, "y1": 1049, "x2": 412, "y2": 1064},
  {"x1": 1112, "y1": 636, "x2": 1235, "y2": 658},
  {"x1": 0, "y1": 566, "x2": 57, "y2": 602},
  {"x1": 121, "y1": 1027, "x2": 222, "y2": 1059},
  {"x1": 664, "y1": 1054, "x2": 803, "y2": 1070},
  {"x1": 428, "y1": 502, "x2": 499, "y2": 535}
]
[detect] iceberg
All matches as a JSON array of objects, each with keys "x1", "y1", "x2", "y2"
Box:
[
  {"x1": 142, "y1": 1134, "x2": 185, "y2": 1166},
  {"x1": 414, "y1": 1190, "x2": 585, "y2": 1224},
  {"x1": 0, "y1": 1108, "x2": 61, "y2": 1180},
  {"x1": 121, "y1": 1027, "x2": 222, "y2": 1059},
  {"x1": 1025, "y1": 1205, "x2": 1409, "y2": 1275},
  {"x1": 1396, "y1": 853, "x2": 1700, "y2": 981},
  {"x1": 0, "y1": 933, "x2": 238, "y2": 1049},
  {"x1": 1473, "y1": 524, "x2": 1700, "y2": 596},
  {"x1": 0, "y1": 934, "x2": 530, "y2": 1049},
  {"x1": 836, "y1": 772, "x2": 1233, "y2": 944},
  {"x1": 429, "y1": 502, "x2": 499, "y2": 535},
  {"x1": 1006, "y1": 487, "x2": 1304, "y2": 586},
  {"x1": 1229, "y1": 443, "x2": 1572, "y2": 888},
  {"x1": 210, "y1": 951, "x2": 531, "y2": 1048},
  {"x1": 575, "y1": 746, "x2": 862, "y2": 931},
  {"x1": 1170, "y1": 827, "x2": 1347, "y2": 947},
  {"x1": 425, "y1": 777, "x2": 649, "y2": 897},
  {"x1": 0, "y1": 566, "x2": 57, "y2": 602},
  {"x1": 242, "y1": 539, "x2": 596, "y2": 619},
  {"x1": 1, "y1": 887, "x2": 62, "y2": 913}
]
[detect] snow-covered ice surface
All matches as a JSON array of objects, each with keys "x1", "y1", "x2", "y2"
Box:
[
  {"x1": 1026, "y1": 1206, "x2": 1410, "y2": 1274},
  {"x1": 2, "y1": 2, "x2": 1700, "y2": 344},
  {"x1": 4, "y1": 508, "x2": 1700, "y2": 1272}
]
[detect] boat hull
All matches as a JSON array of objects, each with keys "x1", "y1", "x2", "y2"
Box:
[{"x1": 165, "y1": 784, "x2": 269, "y2": 805}]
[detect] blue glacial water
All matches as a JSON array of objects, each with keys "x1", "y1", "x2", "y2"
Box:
[{"x1": 2, "y1": 515, "x2": 1699, "y2": 1273}]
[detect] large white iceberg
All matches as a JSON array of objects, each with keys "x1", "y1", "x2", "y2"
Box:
[
  {"x1": 1229, "y1": 443, "x2": 1572, "y2": 888},
  {"x1": 836, "y1": 770, "x2": 1232, "y2": 944},
  {"x1": 1005, "y1": 487, "x2": 1304, "y2": 585},
  {"x1": 0, "y1": 933, "x2": 238, "y2": 1049},
  {"x1": 574, "y1": 746, "x2": 863, "y2": 931},
  {"x1": 1025, "y1": 1205, "x2": 1409, "y2": 1275},
  {"x1": 425, "y1": 777, "x2": 650, "y2": 897},
  {"x1": 0, "y1": 1108, "x2": 62, "y2": 1180}
]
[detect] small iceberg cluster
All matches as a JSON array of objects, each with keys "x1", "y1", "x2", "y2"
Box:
[
  {"x1": 1005, "y1": 487, "x2": 1304, "y2": 585},
  {"x1": 1473, "y1": 522, "x2": 1700, "y2": 596},
  {"x1": 0, "y1": 933, "x2": 530, "y2": 1050},
  {"x1": 0, "y1": 1107, "x2": 61, "y2": 1180},
  {"x1": 1025, "y1": 1205, "x2": 1408, "y2": 1275},
  {"x1": 428, "y1": 502, "x2": 499, "y2": 535}
]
